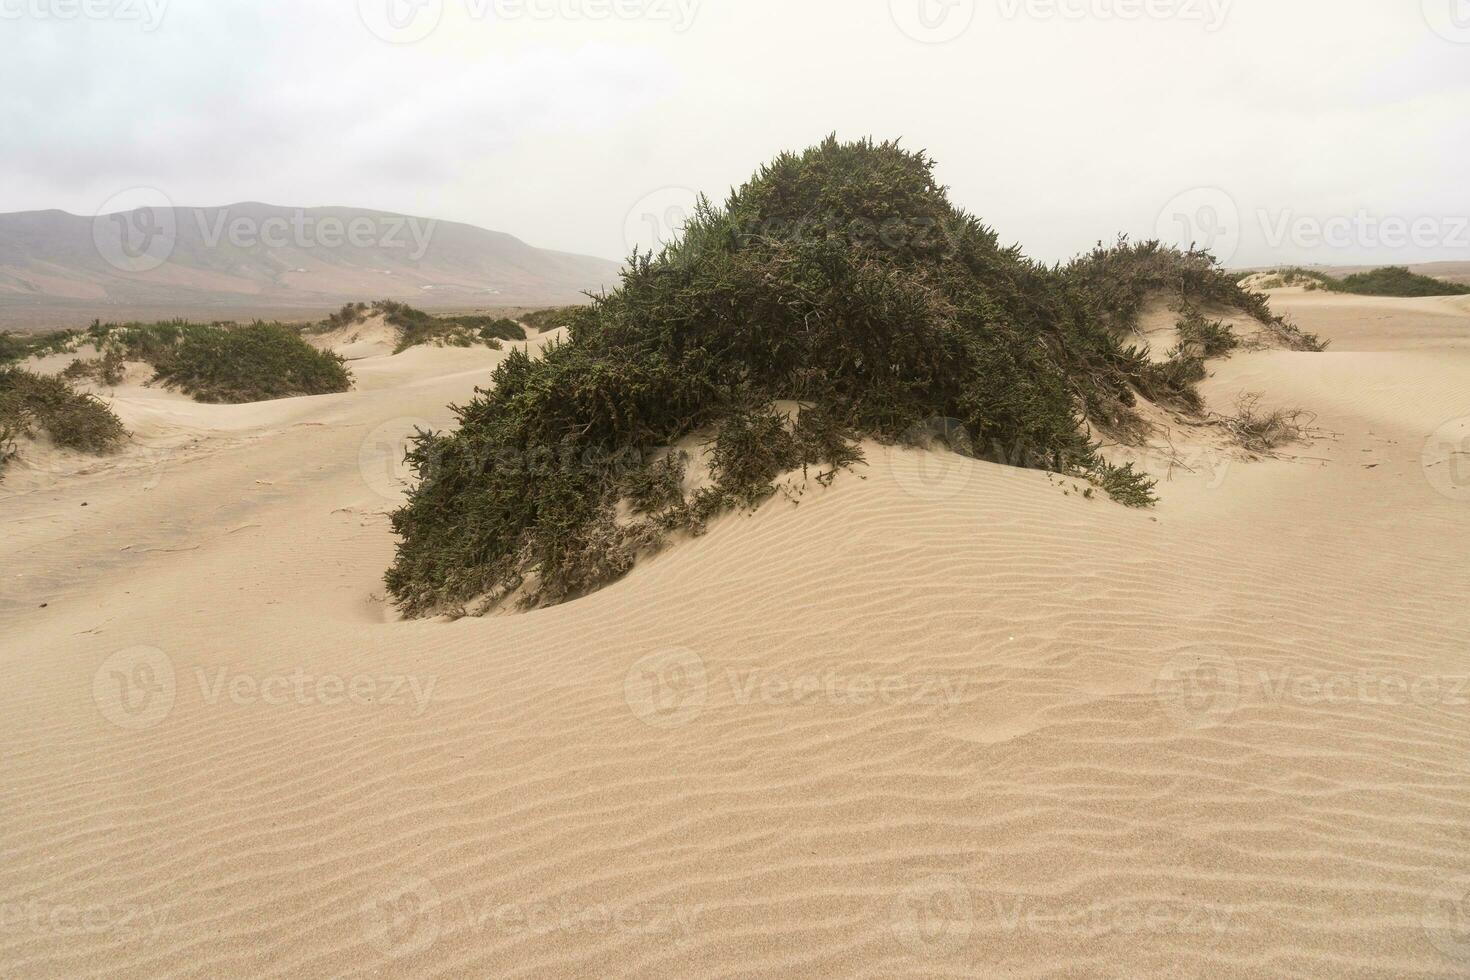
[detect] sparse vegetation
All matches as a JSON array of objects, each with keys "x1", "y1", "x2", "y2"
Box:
[
  {"x1": 0, "y1": 328, "x2": 83, "y2": 365},
  {"x1": 61, "y1": 346, "x2": 126, "y2": 386},
  {"x1": 308, "y1": 301, "x2": 370, "y2": 334},
  {"x1": 316, "y1": 299, "x2": 528, "y2": 354},
  {"x1": 1250, "y1": 266, "x2": 1470, "y2": 298},
  {"x1": 385, "y1": 137, "x2": 1314, "y2": 617},
  {"x1": 1214, "y1": 392, "x2": 1312, "y2": 453},
  {"x1": 0, "y1": 367, "x2": 127, "y2": 473}
]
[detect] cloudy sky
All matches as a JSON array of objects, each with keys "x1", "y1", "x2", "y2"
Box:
[{"x1": 3, "y1": 0, "x2": 1467, "y2": 267}]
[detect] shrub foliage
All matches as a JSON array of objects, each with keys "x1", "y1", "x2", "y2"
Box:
[
  {"x1": 384, "y1": 137, "x2": 1304, "y2": 616},
  {"x1": 1252, "y1": 266, "x2": 1470, "y2": 298},
  {"x1": 0, "y1": 367, "x2": 127, "y2": 472},
  {"x1": 146, "y1": 322, "x2": 352, "y2": 403}
]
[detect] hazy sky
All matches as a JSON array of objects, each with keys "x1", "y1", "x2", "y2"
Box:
[{"x1": 3, "y1": 0, "x2": 1467, "y2": 268}]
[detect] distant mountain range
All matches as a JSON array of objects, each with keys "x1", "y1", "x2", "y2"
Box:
[{"x1": 0, "y1": 204, "x2": 622, "y2": 329}]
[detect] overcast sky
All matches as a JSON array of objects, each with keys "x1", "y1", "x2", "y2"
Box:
[{"x1": 3, "y1": 0, "x2": 1467, "y2": 268}]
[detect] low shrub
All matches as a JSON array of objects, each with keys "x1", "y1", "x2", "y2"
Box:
[
  {"x1": 1063, "y1": 240, "x2": 1325, "y2": 352},
  {"x1": 0, "y1": 367, "x2": 127, "y2": 471},
  {"x1": 1334, "y1": 266, "x2": 1470, "y2": 297},
  {"x1": 1215, "y1": 392, "x2": 1312, "y2": 453},
  {"x1": 373, "y1": 300, "x2": 527, "y2": 353},
  {"x1": 1254, "y1": 266, "x2": 1468, "y2": 298},
  {"x1": 1174, "y1": 307, "x2": 1238, "y2": 359},
  {"x1": 520, "y1": 306, "x2": 584, "y2": 332},
  {"x1": 0, "y1": 328, "x2": 83, "y2": 365},
  {"x1": 60, "y1": 346, "x2": 126, "y2": 386},
  {"x1": 150, "y1": 322, "x2": 352, "y2": 403}
]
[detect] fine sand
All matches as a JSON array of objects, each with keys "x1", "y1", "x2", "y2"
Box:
[{"x1": 2, "y1": 293, "x2": 1469, "y2": 977}]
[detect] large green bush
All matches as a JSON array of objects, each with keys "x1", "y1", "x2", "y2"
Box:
[
  {"x1": 384, "y1": 137, "x2": 1301, "y2": 616},
  {"x1": 149, "y1": 322, "x2": 352, "y2": 403}
]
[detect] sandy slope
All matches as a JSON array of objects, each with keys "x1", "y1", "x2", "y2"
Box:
[{"x1": 2, "y1": 294, "x2": 1469, "y2": 978}]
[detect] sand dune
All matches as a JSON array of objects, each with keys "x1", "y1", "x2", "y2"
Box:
[{"x1": 2, "y1": 294, "x2": 1469, "y2": 977}]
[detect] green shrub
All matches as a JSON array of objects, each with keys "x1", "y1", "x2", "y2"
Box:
[
  {"x1": 388, "y1": 137, "x2": 1256, "y2": 616},
  {"x1": 1062, "y1": 240, "x2": 1324, "y2": 351},
  {"x1": 520, "y1": 306, "x2": 584, "y2": 332},
  {"x1": 150, "y1": 322, "x2": 352, "y2": 403},
  {"x1": 321, "y1": 301, "x2": 369, "y2": 332},
  {"x1": 0, "y1": 368, "x2": 127, "y2": 471},
  {"x1": 60, "y1": 346, "x2": 126, "y2": 386},
  {"x1": 1255, "y1": 266, "x2": 1469, "y2": 298},
  {"x1": 373, "y1": 300, "x2": 527, "y2": 353},
  {"x1": 1334, "y1": 266, "x2": 1470, "y2": 297},
  {"x1": 0, "y1": 328, "x2": 82, "y2": 365},
  {"x1": 1174, "y1": 307, "x2": 1238, "y2": 359}
]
